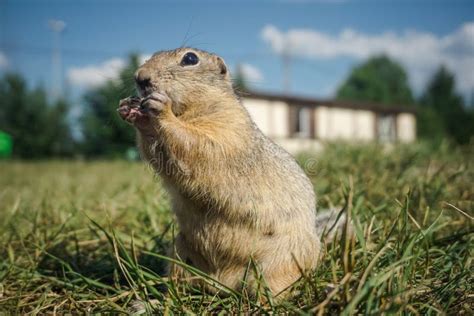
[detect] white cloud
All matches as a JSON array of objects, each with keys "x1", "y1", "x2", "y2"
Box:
[
  {"x1": 140, "y1": 54, "x2": 152, "y2": 65},
  {"x1": 67, "y1": 58, "x2": 126, "y2": 88},
  {"x1": 239, "y1": 63, "x2": 264, "y2": 82},
  {"x1": 261, "y1": 23, "x2": 474, "y2": 94},
  {"x1": 67, "y1": 54, "x2": 151, "y2": 88},
  {"x1": 0, "y1": 52, "x2": 8, "y2": 69}
]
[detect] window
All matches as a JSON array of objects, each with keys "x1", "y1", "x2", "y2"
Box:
[
  {"x1": 377, "y1": 114, "x2": 396, "y2": 142},
  {"x1": 291, "y1": 106, "x2": 313, "y2": 138}
]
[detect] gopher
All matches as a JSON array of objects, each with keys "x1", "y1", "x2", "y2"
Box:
[{"x1": 117, "y1": 48, "x2": 321, "y2": 297}]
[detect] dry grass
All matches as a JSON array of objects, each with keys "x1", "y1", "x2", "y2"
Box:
[{"x1": 0, "y1": 142, "x2": 472, "y2": 314}]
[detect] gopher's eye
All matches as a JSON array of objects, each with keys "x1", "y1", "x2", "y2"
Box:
[{"x1": 180, "y1": 52, "x2": 199, "y2": 66}]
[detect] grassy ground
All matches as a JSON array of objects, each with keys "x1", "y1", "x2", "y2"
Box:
[{"x1": 0, "y1": 142, "x2": 472, "y2": 314}]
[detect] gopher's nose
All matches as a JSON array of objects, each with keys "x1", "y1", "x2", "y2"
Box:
[{"x1": 135, "y1": 69, "x2": 152, "y2": 90}]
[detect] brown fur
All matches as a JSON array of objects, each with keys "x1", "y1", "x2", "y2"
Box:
[{"x1": 118, "y1": 48, "x2": 320, "y2": 297}]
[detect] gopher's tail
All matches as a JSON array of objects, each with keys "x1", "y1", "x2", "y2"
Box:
[{"x1": 315, "y1": 208, "x2": 353, "y2": 244}]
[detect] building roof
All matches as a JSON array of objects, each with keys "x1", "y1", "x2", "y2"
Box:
[{"x1": 242, "y1": 90, "x2": 417, "y2": 114}]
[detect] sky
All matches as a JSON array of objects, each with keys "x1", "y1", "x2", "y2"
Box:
[{"x1": 1, "y1": 0, "x2": 473, "y2": 104}]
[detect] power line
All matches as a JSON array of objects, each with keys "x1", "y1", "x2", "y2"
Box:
[
  {"x1": 282, "y1": 50, "x2": 291, "y2": 93},
  {"x1": 1, "y1": 42, "x2": 277, "y2": 60},
  {"x1": 48, "y1": 19, "x2": 66, "y2": 101}
]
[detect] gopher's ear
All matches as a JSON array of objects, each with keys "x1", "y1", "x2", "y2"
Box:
[{"x1": 215, "y1": 56, "x2": 228, "y2": 76}]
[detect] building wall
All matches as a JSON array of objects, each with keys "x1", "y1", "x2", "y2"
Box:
[
  {"x1": 270, "y1": 101, "x2": 289, "y2": 138},
  {"x1": 274, "y1": 138, "x2": 323, "y2": 153},
  {"x1": 242, "y1": 98, "x2": 289, "y2": 138},
  {"x1": 397, "y1": 113, "x2": 416, "y2": 142},
  {"x1": 242, "y1": 99, "x2": 270, "y2": 135},
  {"x1": 354, "y1": 110, "x2": 376, "y2": 140},
  {"x1": 315, "y1": 106, "x2": 329, "y2": 139},
  {"x1": 242, "y1": 97, "x2": 416, "y2": 154},
  {"x1": 315, "y1": 106, "x2": 376, "y2": 141}
]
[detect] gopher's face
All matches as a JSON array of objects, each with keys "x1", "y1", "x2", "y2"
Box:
[{"x1": 134, "y1": 48, "x2": 232, "y2": 114}]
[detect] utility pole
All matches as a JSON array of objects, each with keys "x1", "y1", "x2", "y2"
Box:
[
  {"x1": 282, "y1": 48, "x2": 291, "y2": 93},
  {"x1": 0, "y1": 0, "x2": 7, "y2": 69},
  {"x1": 48, "y1": 19, "x2": 66, "y2": 102}
]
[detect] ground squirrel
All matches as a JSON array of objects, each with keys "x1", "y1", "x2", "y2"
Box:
[{"x1": 118, "y1": 48, "x2": 323, "y2": 297}]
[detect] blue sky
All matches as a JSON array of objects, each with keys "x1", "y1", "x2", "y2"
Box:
[{"x1": 1, "y1": 0, "x2": 473, "y2": 103}]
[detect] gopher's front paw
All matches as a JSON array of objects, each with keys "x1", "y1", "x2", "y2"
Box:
[
  {"x1": 119, "y1": 96, "x2": 141, "y2": 109},
  {"x1": 117, "y1": 93, "x2": 172, "y2": 133},
  {"x1": 118, "y1": 96, "x2": 158, "y2": 133},
  {"x1": 140, "y1": 92, "x2": 172, "y2": 116},
  {"x1": 117, "y1": 96, "x2": 142, "y2": 124}
]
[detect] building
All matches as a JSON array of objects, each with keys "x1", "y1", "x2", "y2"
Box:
[{"x1": 241, "y1": 91, "x2": 417, "y2": 154}]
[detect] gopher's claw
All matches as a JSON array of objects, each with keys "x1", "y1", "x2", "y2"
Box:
[
  {"x1": 117, "y1": 96, "x2": 146, "y2": 124},
  {"x1": 145, "y1": 92, "x2": 170, "y2": 104},
  {"x1": 140, "y1": 92, "x2": 171, "y2": 115},
  {"x1": 119, "y1": 96, "x2": 141, "y2": 108}
]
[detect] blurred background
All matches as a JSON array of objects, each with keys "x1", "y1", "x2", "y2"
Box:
[{"x1": 0, "y1": 0, "x2": 473, "y2": 159}]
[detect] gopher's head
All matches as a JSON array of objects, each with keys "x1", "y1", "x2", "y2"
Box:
[{"x1": 135, "y1": 48, "x2": 234, "y2": 116}]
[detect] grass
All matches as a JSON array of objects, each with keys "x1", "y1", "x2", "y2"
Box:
[{"x1": 0, "y1": 142, "x2": 472, "y2": 314}]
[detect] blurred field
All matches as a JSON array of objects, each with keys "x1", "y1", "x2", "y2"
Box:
[{"x1": 0, "y1": 143, "x2": 472, "y2": 314}]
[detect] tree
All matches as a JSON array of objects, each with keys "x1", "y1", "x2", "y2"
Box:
[
  {"x1": 416, "y1": 106, "x2": 446, "y2": 144},
  {"x1": 0, "y1": 73, "x2": 74, "y2": 158},
  {"x1": 419, "y1": 66, "x2": 474, "y2": 144},
  {"x1": 336, "y1": 55, "x2": 414, "y2": 106},
  {"x1": 81, "y1": 54, "x2": 140, "y2": 157},
  {"x1": 232, "y1": 64, "x2": 249, "y2": 95}
]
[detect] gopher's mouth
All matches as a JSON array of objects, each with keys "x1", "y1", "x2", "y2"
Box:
[
  {"x1": 137, "y1": 85, "x2": 153, "y2": 98},
  {"x1": 138, "y1": 86, "x2": 169, "y2": 103}
]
